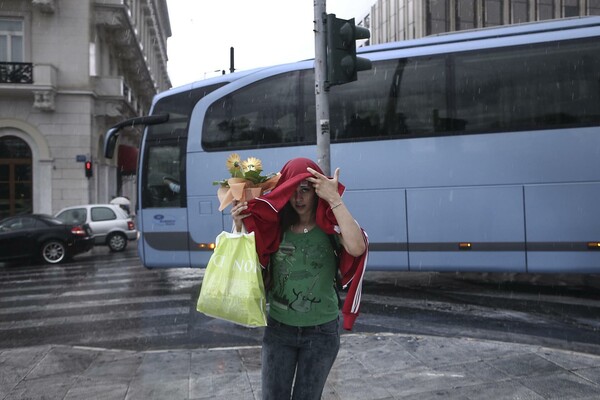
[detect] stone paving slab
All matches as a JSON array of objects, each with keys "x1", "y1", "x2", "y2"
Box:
[{"x1": 1, "y1": 333, "x2": 599, "y2": 399}]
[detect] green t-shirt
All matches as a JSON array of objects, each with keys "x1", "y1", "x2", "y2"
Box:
[{"x1": 268, "y1": 227, "x2": 339, "y2": 326}]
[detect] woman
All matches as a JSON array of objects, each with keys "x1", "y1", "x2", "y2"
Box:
[{"x1": 231, "y1": 158, "x2": 367, "y2": 400}]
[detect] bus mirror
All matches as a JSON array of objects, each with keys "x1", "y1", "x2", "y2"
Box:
[
  {"x1": 104, "y1": 127, "x2": 119, "y2": 159},
  {"x1": 103, "y1": 114, "x2": 169, "y2": 159}
]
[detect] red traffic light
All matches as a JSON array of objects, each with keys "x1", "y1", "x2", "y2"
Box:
[{"x1": 85, "y1": 161, "x2": 93, "y2": 178}]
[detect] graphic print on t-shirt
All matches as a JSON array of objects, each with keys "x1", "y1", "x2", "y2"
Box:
[{"x1": 269, "y1": 229, "x2": 337, "y2": 322}]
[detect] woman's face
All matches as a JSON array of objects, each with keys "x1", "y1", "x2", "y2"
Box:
[{"x1": 290, "y1": 181, "x2": 316, "y2": 219}]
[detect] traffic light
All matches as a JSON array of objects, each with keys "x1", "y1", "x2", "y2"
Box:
[
  {"x1": 85, "y1": 161, "x2": 93, "y2": 178},
  {"x1": 326, "y1": 14, "x2": 372, "y2": 87}
]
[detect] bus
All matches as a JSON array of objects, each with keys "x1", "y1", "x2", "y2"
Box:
[{"x1": 105, "y1": 17, "x2": 600, "y2": 273}]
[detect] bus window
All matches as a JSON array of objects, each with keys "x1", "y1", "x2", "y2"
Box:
[
  {"x1": 141, "y1": 85, "x2": 227, "y2": 208},
  {"x1": 454, "y1": 38, "x2": 600, "y2": 133},
  {"x1": 201, "y1": 36, "x2": 600, "y2": 152},
  {"x1": 201, "y1": 56, "x2": 451, "y2": 151},
  {"x1": 202, "y1": 71, "x2": 313, "y2": 150},
  {"x1": 329, "y1": 56, "x2": 448, "y2": 141}
]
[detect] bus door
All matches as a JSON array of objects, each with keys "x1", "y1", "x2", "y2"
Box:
[{"x1": 138, "y1": 136, "x2": 191, "y2": 268}]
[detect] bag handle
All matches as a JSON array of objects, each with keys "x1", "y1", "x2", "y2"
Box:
[{"x1": 231, "y1": 220, "x2": 248, "y2": 235}]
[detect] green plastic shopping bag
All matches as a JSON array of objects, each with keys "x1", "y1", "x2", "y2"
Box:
[{"x1": 196, "y1": 230, "x2": 267, "y2": 327}]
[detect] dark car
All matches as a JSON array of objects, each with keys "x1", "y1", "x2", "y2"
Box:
[{"x1": 0, "y1": 214, "x2": 94, "y2": 265}]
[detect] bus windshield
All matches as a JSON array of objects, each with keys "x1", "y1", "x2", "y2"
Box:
[{"x1": 141, "y1": 83, "x2": 227, "y2": 210}]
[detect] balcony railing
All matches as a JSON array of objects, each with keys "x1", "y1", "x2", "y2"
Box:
[{"x1": 0, "y1": 62, "x2": 33, "y2": 84}]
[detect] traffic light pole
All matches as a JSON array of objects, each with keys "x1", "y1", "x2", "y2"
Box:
[{"x1": 314, "y1": 0, "x2": 331, "y2": 176}]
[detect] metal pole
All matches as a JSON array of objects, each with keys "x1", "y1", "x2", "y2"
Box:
[{"x1": 314, "y1": 0, "x2": 331, "y2": 175}]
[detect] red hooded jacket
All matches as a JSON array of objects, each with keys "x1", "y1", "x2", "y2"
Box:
[{"x1": 243, "y1": 158, "x2": 369, "y2": 330}]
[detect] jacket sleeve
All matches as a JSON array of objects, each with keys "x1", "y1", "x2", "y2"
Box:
[{"x1": 339, "y1": 229, "x2": 369, "y2": 331}]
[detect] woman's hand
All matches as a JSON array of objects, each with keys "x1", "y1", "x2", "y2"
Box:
[
  {"x1": 231, "y1": 201, "x2": 249, "y2": 232},
  {"x1": 306, "y1": 167, "x2": 366, "y2": 257},
  {"x1": 306, "y1": 167, "x2": 342, "y2": 206}
]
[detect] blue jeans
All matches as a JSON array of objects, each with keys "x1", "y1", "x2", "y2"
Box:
[{"x1": 261, "y1": 316, "x2": 340, "y2": 400}]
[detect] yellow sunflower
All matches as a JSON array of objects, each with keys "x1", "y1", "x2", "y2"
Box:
[
  {"x1": 226, "y1": 153, "x2": 242, "y2": 174},
  {"x1": 242, "y1": 157, "x2": 263, "y2": 173}
]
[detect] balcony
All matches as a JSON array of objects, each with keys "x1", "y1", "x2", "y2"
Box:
[
  {"x1": 0, "y1": 63, "x2": 57, "y2": 111},
  {"x1": 0, "y1": 62, "x2": 33, "y2": 84},
  {"x1": 31, "y1": 0, "x2": 56, "y2": 13},
  {"x1": 94, "y1": 1, "x2": 157, "y2": 103},
  {"x1": 0, "y1": 63, "x2": 56, "y2": 89},
  {"x1": 93, "y1": 76, "x2": 139, "y2": 122},
  {"x1": 94, "y1": 76, "x2": 126, "y2": 98}
]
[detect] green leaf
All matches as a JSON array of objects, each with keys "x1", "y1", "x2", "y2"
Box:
[
  {"x1": 213, "y1": 179, "x2": 229, "y2": 187},
  {"x1": 243, "y1": 170, "x2": 261, "y2": 183},
  {"x1": 231, "y1": 169, "x2": 244, "y2": 178}
]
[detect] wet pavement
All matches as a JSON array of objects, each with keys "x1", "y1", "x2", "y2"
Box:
[{"x1": 2, "y1": 331, "x2": 599, "y2": 399}]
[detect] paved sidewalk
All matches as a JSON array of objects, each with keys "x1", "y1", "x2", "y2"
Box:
[{"x1": 1, "y1": 332, "x2": 600, "y2": 400}]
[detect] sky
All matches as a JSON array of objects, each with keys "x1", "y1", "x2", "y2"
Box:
[{"x1": 165, "y1": 0, "x2": 375, "y2": 87}]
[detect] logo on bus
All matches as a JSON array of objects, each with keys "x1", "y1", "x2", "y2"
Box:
[{"x1": 153, "y1": 214, "x2": 176, "y2": 226}]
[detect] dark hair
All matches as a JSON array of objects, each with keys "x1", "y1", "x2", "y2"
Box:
[{"x1": 279, "y1": 203, "x2": 298, "y2": 235}]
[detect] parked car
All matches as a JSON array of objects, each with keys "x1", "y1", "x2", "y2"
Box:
[
  {"x1": 55, "y1": 204, "x2": 137, "y2": 252},
  {"x1": 0, "y1": 214, "x2": 94, "y2": 264}
]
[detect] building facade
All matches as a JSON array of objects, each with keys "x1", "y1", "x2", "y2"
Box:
[
  {"x1": 361, "y1": 0, "x2": 600, "y2": 44},
  {"x1": 0, "y1": 0, "x2": 171, "y2": 218}
]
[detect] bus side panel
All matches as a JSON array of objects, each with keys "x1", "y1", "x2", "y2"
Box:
[
  {"x1": 341, "y1": 190, "x2": 409, "y2": 271},
  {"x1": 138, "y1": 208, "x2": 191, "y2": 268},
  {"x1": 407, "y1": 186, "x2": 526, "y2": 272},
  {"x1": 525, "y1": 183, "x2": 600, "y2": 273},
  {"x1": 187, "y1": 196, "x2": 225, "y2": 268}
]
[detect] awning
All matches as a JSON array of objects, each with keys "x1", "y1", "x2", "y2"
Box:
[{"x1": 118, "y1": 145, "x2": 138, "y2": 175}]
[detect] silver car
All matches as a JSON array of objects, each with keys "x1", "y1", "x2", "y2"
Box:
[{"x1": 55, "y1": 204, "x2": 137, "y2": 252}]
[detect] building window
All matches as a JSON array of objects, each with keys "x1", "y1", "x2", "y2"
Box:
[
  {"x1": 426, "y1": 0, "x2": 449, "y2": 35},
  {"x1": 484, "y1": 0, "x2": 504, "y2": 26},
  {"x1": 588, "y1": 0, "x2": 600, "y2": 15},
  {"x1": 457, "y1": 0, "x2": 477, "y2": 30},
  {"x1": 537, "y1": 0, "x2": 555, "y2": 20},
  {"x1": 0, "y1": 18, "x2": 24, "y2": 62},
  {"x1": 512, "y1": 0, "x2": 530, "y2": 23},
  {"x1": 563, "y1": 0, "x2": 580, "y2": 17},
  {"x1": 0, "y1": 136, "x2": 32, "y2": 218},
  {"x1": 358, "y1": 16, "x2": 370, "y2": 47}
]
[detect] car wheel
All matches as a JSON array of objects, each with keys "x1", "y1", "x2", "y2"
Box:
[
  {"x1": 107, "y1": 232, "x2": 127, "y2": 252},
  {"x1": 41, "y1": 240, "x2": 67, "y2": 264}
]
